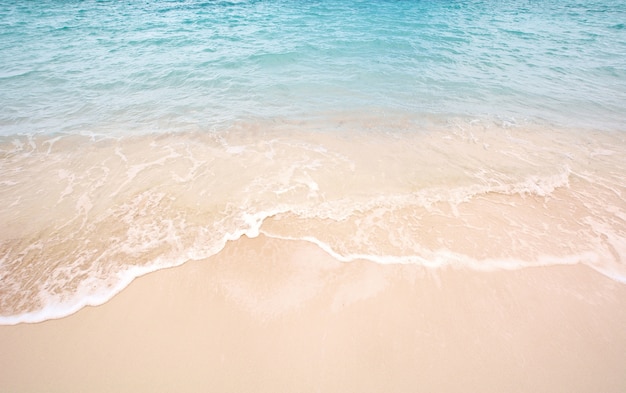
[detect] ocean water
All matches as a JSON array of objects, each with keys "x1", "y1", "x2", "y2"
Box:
[{"x1": 1, "y1": 0, "x2": 625, "y2": 324}]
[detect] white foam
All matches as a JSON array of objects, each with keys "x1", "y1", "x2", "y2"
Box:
[
  {"x1": 2, "y1": 194, "x2": 625, "y2": 326},
  {"x1": 264, "y1": 228, "x2": 626, "y2": 287},
  {"x1": 2, "y1": 122, "x2": 626, "y2": 326},
  {"x1": 0, "y1": 263, "x2": 169, "y2": 325}
]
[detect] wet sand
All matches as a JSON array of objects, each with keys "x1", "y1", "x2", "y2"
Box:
[{"x1": 1, "y1": 235, "x2": 625, "y2": 393}]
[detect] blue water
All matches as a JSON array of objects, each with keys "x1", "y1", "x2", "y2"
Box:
[
  {"x1": 1, "y1": 0, "x2": 625, "y2": 136},
  {"x1": 2, "y1": 0, "x2": 626, "y2": 324}
]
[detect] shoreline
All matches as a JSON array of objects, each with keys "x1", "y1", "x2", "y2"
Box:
[
  {"x1": 2, "y1": 235, "x2": 625, "y2": 392},
  {"x1": 2, "y1": 118, "x2": 625, "y2": 325}
]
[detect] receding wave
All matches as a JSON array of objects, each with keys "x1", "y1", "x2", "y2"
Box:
[{"x1": 1, "y1": 116, "x2": 625, "y2": 324}]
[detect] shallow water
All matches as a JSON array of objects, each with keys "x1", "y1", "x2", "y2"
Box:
[
  {"x1": 1, "y1": 0, "x2": 625, "y2": 134},
  {"x1": 1, "y1": 0, "x2": 625, "y2": 323}
]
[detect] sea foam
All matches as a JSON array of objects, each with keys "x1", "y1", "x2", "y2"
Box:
[{"x1": 1, "y1": 117, "x2": 625, "y2": 324}]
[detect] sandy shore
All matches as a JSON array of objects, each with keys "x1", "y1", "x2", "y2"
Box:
[{"x1": 1, "y1": 235, "x2": 625, "y2": 392}]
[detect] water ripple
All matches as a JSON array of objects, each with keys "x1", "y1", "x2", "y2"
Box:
[{"x1": 0, "y1": 0, "x2": 625, "y2": 135}]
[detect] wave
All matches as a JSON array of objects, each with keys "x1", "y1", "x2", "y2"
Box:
[{"x1": 1, "y1": 116, "x2": 625, "y2": 324}]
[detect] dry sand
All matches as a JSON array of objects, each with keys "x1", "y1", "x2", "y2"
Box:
[{"x1": 1, "y1": 235, "x2": 625, "y2": 392}]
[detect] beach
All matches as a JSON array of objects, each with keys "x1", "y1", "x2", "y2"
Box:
[
  {"x1": 2, "y1": 235, "x2": 626, "y2": 392},
  {"x1": 2, "y1": 0, "x2": 626, "y2": 390}
]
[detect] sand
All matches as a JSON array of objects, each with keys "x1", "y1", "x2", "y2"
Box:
[{"x1": 1, "y1": 235, "x2": 625, "y2": 393}]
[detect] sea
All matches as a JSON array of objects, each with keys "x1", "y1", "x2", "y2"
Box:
[{"x1": 1, "y1": 0, "x2": 625, "y2": 324}]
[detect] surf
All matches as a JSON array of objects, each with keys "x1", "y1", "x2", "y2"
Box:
[{"x1": 1, "y1": 115, "x2": 625, "y2": 324}]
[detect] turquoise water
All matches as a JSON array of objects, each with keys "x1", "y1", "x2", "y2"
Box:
[
  {"x1": 1, "y1": 0, "x2": 626, "y2": 323},
  {"x1": 1, "y1": 0, "x2": 625, "y2": 135}
]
